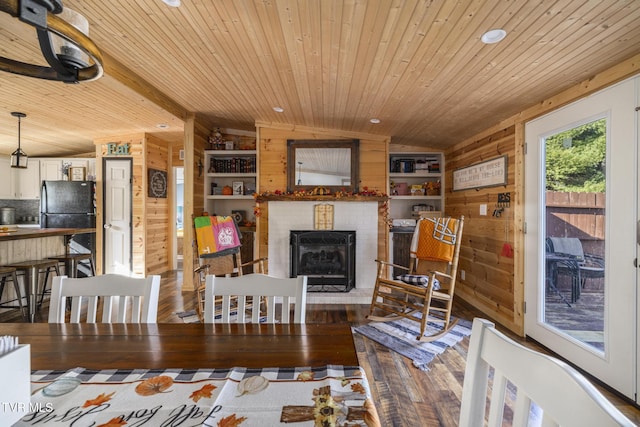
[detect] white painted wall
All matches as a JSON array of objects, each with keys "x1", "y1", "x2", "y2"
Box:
[{"x1": 268, "y1": 201, "x2": 378, "y2": 290}]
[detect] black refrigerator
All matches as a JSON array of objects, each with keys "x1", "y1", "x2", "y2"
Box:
[{"x1": 41, "y1": 181, "x2": 96, "y2": 273}]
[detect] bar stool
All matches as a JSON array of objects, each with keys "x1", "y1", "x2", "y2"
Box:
[
  {"x1": 48, "y1": 253, "x2": 96, "y2": 278},
  {"x1": 5, "y1": 259, "x2": 60, "y2": 322},
  {"x1": 40, "y1": 253, "x2": 95, "y2": 311},
  {"x1": 0, "y1": 266, "x2": 27, "y2": 321}
]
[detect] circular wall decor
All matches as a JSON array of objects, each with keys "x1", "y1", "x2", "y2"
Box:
[{"x1": 148, "y1": 168, "x2": 168, "y2": 198}]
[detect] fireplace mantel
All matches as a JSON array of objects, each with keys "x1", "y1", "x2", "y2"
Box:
[{"x1": 255, "y1": 194, "x2": 388, "y2": 203}]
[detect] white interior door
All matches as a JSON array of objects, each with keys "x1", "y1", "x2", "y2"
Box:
[
  {"x1": 104, "y1": 158, "x2": 132, "y2": 275},
  {"x1": 524, "y1": 76, "x2": 638, "y2": 401}
]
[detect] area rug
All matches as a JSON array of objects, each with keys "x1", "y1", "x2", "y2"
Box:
[
  {"x1": 176, "y1": 310, "x2": 268, "y2": 323},
  {"x1": 353, "y1": 316, "x2": 473, "y2": 371},
  {"x1": 176, "y1": 310, "x2": 201, "y2": 323}
]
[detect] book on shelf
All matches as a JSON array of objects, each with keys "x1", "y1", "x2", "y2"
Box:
[{"x1": 208, "y1": 157, "x2": 256, "y2": 173}]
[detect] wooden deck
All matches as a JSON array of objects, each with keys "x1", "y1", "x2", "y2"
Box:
[{"x1": 1, "y1": 270, "x2": 639, "y2": 426}]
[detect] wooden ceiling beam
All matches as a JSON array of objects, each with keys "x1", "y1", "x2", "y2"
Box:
[{"x1": 102, "y1": 50, "x2": 188, "y2": 122}]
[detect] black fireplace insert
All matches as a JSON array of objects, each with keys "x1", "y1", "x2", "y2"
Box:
[{"x1": 290, "y1": 230, "x2": 356, "y2": 292}]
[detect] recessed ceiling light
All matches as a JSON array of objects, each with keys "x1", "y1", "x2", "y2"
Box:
[
  {"x1": 273, "y1": 107, "x2": 284, "y2": 113},
  {"x1": 156, "y1": 123, "x2": 170, "y2": 129},
  {"x1": 369, "y1": 118, "x2": 381, "y2": 124},
  {"x1": 481, "y1": 29, "x2": 507, "y2": 44}
]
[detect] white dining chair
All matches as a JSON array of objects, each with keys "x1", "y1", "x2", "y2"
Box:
[
  {"x1": 204, "y1": 273, "x2": 307, "y2": 324},
  {"x1": 459, "y1": 318, "x2": 635, "y2": 427},
  {"x1": 47, "y1": 274, "x2": 161, "y2": 323}
]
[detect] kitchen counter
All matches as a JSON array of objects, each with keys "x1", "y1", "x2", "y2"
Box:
[
  {"x1": 0, "y1": 227, "x2": 95, "y2": 241},
  {"x1": 0, "y1": 227, "x2": 96, "y2": 322}
]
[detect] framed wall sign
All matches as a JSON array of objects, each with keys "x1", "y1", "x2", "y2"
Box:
[
  {"x1": 453, "y1": 155, "x2": 508, "y2": 191},
  {"x1": 69, "y1": 166, "x2": 86, "y2": 181},
  {"x1": 148, "y1": 168, "x2": 168, "y2": 198}
]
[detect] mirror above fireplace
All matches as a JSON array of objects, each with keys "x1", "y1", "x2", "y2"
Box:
[{"x1": 287, "y1": 139, "x2": 359, "y2": 194}]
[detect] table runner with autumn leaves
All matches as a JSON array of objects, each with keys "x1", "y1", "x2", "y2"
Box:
[{"x1": 17, "y1": 365, "x2": 381, "y2": 427}]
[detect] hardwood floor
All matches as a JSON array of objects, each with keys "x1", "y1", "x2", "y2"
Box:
[{"x1": 2, "y1": 270, "x2": 639, "y2": 426}]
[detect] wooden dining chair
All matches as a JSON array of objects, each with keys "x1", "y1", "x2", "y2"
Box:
[
  {"x1": 47, "y1": 274, "x2": 161, "y2": 323},
  {"x1": 368, "y1": 216, "x2": 464, "y2": 342},
  {"x1": 204, "y1": 273, "x2": 308, "y2": 324},
  {"x1": 459, "y1": 318, "x2": 635, "y2": 427}
]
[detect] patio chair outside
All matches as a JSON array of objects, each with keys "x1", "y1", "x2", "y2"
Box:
[{"x1": 546, "y1": 237, "x2": 605, "y2": 303}]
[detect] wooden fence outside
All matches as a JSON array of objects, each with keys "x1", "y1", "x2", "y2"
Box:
[{"x1": 546, "y1": 191, "x2": 605, "y2": 257}]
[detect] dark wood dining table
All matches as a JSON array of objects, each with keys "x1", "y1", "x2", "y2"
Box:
[
  {"x1": 4, "y1": 323, "x2": 383, "y2": 427},
  {"x1": 0, "y1": 322, "x2": 359, "y2": 370}
]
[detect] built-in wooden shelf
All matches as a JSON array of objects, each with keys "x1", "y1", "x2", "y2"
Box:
[{"x1": 255, "y1": 194, "x2": 388, "y2": 203}]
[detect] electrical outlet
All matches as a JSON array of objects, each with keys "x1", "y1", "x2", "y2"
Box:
[{"x1": 460, "y1": 270, "x2": 466, "y2": 280}]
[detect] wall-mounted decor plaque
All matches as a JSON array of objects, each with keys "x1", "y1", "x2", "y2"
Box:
[
  {"x1": 453, "y1": 155, "x2": 508, "y2": 191},
  {"x1": 148, "y1": 168, "x2": 168, "y2": 198}
]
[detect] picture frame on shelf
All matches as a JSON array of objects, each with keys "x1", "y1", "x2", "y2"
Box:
[
  {"x1": 232, "y1": 181, "x2": 244, "y2": 196},
  {"x1": 69, "y1": 167, "x2": 86, "y2": 181}
]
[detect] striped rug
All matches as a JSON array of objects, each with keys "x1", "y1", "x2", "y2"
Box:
[
  {"x1": 176, "y1": 309, "x2": 268, "y2": 323},
  {"x1": 354, "y1": 316, "x2": 472, "y2": 371},
  {"x1": 176, "y1": 310, "x2": 201, "y2": 323}
]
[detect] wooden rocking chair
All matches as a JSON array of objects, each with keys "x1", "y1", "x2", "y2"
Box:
[
  {"x1": 193, "y1": 214, "x2": 266, "y2": 321},
  {"x1": 367, "y1": 216, "x2": 464, "y2": 342}
]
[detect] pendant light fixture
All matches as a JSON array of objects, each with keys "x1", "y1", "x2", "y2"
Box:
[
  {"x1": 0, "y1": 0, "x2": 103, "y2": 83},
  {"x1": 10, "y1": 112, "x2": 28, "y2": 169}
]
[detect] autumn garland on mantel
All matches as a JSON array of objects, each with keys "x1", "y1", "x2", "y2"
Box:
[{"x1": 253, "y1": 187, "x2": 391, "y2": 228}]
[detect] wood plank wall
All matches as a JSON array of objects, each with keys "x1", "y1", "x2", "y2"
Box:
[
  {"x1": 94, "y1": 133, "x2": 144, "y2": 275},
  {"x1": 445, "y1": 127, "x2": 520, "y2": 333},
  {"x1": 129, "y1": 136, "x2": 146, "y2": 276},
  {"x1": 193, "y1": 118, "x2": 208, "y2": 216},
  {"x1": 182, "y1": 115, "x2": 208, "y2": 291},
  {"x1": 145, "y1": 134, "x2": 170, "y2": 276},
  {"x1": 94, "y1": 132, "x2": 172, "y2": 277},
  {"x1": 255, "y1": 122, "x2": 389, "y2": 265},
  {"x1": 442, "y1": 54, "x2": 640, "y2": 336}
]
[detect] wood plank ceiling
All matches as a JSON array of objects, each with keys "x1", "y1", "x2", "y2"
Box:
[{"x1": 1, "y1": 0, "x2": 639, "y2": 157}]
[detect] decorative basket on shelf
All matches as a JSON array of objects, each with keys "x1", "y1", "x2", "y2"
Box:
[{"x1": 425, "y1": 181, "x2": 441, "y2": 196}]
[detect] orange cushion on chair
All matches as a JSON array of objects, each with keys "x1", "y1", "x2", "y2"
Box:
[{"x1": 413, "y1": 218, "x2": 458, "y2": 262}]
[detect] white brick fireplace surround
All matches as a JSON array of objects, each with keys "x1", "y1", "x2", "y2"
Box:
[{"x1": 267, "y1": 201, "x2": 378, "y2": 303}]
